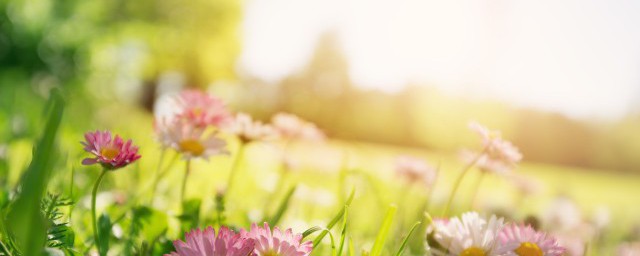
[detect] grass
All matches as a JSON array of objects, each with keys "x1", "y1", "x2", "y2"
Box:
[{"x1": 2, "y1": 103, "x2": 639, "y2": 255}]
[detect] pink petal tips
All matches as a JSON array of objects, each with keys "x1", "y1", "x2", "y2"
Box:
[{"x1": 81, "y1": 130, "x2": 141, "y2": 170}]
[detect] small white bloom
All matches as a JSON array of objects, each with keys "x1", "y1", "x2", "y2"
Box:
[
  {"x1": 433, "y1": 212, "x2": 504, "y2": 256},
  {"x1": 225, "y1": 112, "x2": 278, "y2": 143}
]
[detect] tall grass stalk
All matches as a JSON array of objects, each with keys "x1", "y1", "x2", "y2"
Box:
[
  {"x1": 313, "y1": 189, "x2": 355, "y2": 247},
  {"x1": 267, "y1": 185, "x2": 297, "y2": 226},
  {"x1": 336, "y1": 206, "x2": 349, "y2": 256},
  {"x1": 370, "y1": 204, "x2": 397, "y2": 256},
  {"x1": 395, "y1": 221, "x2": 421, "y2": 256}
]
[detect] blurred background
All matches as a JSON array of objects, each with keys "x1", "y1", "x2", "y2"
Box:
[
  {"x1": 3, "y1": 0, "x2": 640, "y2": 254},
  {"x1": 2, "y1": 0, "x2": 640, "y2": 172}
]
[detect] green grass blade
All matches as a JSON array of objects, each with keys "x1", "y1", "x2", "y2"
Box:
[
  {"x1": 7, "y1": 89, "x2": 64, "y2": 255},
  {"x1": 326, "y1": 228, "x2": 336, "y2": 256},
  {"x1": 313, "y1": 188, "x2": 355, "y2": 247},
  {"x1": 370, "y1": 204, "x2": 397, "y2": 256},
  {"x1": 336, "y1": 206, "x2": 349, "y2": 256},
  {"x1": 302, "y1": 226, "x2": 322, "y2": 239},
  {"x1": 348, "y1": 237, "x2": 355, "y2": 256},
  {"x1": 267, "y1": 185, "x2": 297, "y2": 226},
  {"x1": 395, "y1": 221, "x2": 421, "y2": 256}
]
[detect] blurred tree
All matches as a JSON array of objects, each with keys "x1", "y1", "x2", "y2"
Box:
[
  {"x1": 277, "y1": 31, "x2": 355, "y2": 137},
  {"x1": 512, "y1": 111, "x2": 598, "y2": 168}
]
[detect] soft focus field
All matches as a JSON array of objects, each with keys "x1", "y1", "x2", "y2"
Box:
[{"x1": 4, "y1": 112, "x2": 639, "y2": 255}]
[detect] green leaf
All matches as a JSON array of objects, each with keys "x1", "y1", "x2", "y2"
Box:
[
  {"x1": 97, "y1": 213, "x2": 111, "y2": 256},
  {"x1": 370, "y1": 204, "x2": 397, "y2": 256},
  {"x1": 267, "y1": 185, "x2": 297, "y2": 226},
  {"x1": 214, "y1": 191, "x2": 226, "y2": 226},
  {"x1": 395, "y1": 221, "x2": 421, "y2": 256},
  {"x1": 6, "y1": 89, "x2": 64, "y2": 255},
  {"x1": 179, "y1": 199, "x2": 201, "y2": 233},
  {"x1": 134, "y1": 207, "x2": 168, "y2": 242},
  {"x1": 313, "y1": 188, "x2": 355, "y2": 247}
]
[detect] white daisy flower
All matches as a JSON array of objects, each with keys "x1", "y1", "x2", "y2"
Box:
[
  {"x1": 433, "y1": 212, "x2": 505, "y2": 256},
  {"x1": 225, "y1": 112, "x2": 278, "y2": 143}
]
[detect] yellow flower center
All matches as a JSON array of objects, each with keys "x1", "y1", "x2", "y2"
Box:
[
  {"x1": 460, "y1": 247, "x2": 486, "y2": 256},
  {"x1": 179, "y1": 139, "x2": 205, "y2": 156},
  {"x1": 191, "y1": 107, "x2": 203, "y2": 116},
  {"x1": 515, "y1": 242, "x2": 543, "y2": 256},
  {"x1": 100, "y1": 147, "x2": 120, "y2": 160},
  {"x1": 263, "y1": 251, "x2": 278, "y2": 256}
]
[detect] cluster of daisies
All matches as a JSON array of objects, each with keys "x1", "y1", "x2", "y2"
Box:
[
  {"x1": 393, "y1": 121, "x2": 524, "y2": 189},
  {"x1": 78, "y1": 89, "x2": 573, "y2": 255},
  {"x1": 389, "y1": 124, "x2": 567, "y2": 255},
  {"x1": 82, "y1": 89, "x2": 325, "y2": 169},
  {"x1": 79, "y1": 90, "x2": 324, "y2": 256},
  {"x1": 152, "y1": 90, "x2": 324, "y2": 161},
  {"x1": 167, "y1": 223, "x2": 312, "y2": 256},
  {"x1": 428, "y1": 212, "x2": 564, "y2": 256}
]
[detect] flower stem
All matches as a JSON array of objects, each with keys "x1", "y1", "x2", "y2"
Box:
[
  {"x1": 468, "y1": 171, "x2": 486, "y2": 210},
  {"x1": 149, "y1": 148, "x2": 167, "y2": 204},
  {"x1": 442, "y1": 149, "x2": 486, "y2": 216},
  {"x1": 424, "y1": 163, "x2": 440, "y2": 211},
  {"x1": 225, "y1": 142, "x2": 245, "y2": 195},
  {"x1": 180, "y1": 159, "x2": 191, "y2": 207},
  {"x1": 91, "y1": 169, "x2": 108, "y2": 252}
]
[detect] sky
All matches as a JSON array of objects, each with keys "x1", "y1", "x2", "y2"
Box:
[{"x1": 238, "y1": 0, "x2": 640, "y2": 120}]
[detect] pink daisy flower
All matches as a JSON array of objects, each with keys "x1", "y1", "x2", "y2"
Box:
[
  {"x1": 166, "y1": 226, "x2": 254, "y2": 256},
  {"x1": 81, "y1": 130, "x2": 141, "y2": 169},
  {"x1": 497, "y1": 224, "x2": 565, "y2": 256},
  {"x1": 394, "y1": 155, "x2": 437, "y2": 186},
  {"x1": 175, "y1": 90, "x2": 232, "y2": 128},
  {"x1": 466, "y1": 122, "x2": 522, "y2": 174},
  {"x1": 616, "y1": 242, "x2": 640, "y2": 256},
  {"x1": 271, "y1": 113, "x2": 325, "y2": 142},
  {"x1": 156, "y1": 118, "x2": 228, "y2": 160},
  {"x1": 241, "y1": 223, "x2": 313, "y2": 256}
]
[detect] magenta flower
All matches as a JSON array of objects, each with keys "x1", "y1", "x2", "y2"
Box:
[
  {"x1": 175, "y1": 90, "x2": 232, "y2": 128},
  {"x1": 241, "y1": 223, "x2": 313, "y2": 256},
  {"x1": 81, "y1": 130, "x2": 141, "y2": 169},
  {"x1": 497, "y1": 224, "x2": 565, "y2": 256},
  {"x1": 166, "y1": 226, "x2": 254, "y2": 256}
]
